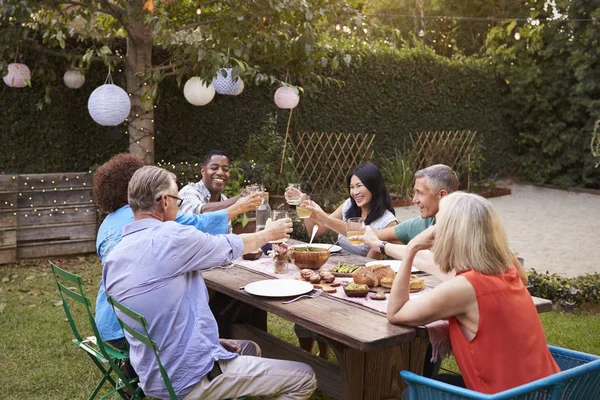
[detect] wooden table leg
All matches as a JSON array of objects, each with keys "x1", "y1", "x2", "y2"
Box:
[
  {"x1": 209, "y1": 292, "x2": 267, "y2": 337},
  {"x1": 328, "y1": 337, "x2": 430, "y2": 400}
]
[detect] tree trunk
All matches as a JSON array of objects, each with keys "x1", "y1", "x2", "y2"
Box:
[{"x1": 125, "y1": 0, "x2": 155, "y2": 165}]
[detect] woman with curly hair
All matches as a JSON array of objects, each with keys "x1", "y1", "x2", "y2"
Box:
[{"x1": 93, "y1": 153, "x2": 252, "y2": 347}]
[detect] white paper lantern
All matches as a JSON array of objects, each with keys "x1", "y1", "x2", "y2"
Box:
[
  {"x1": 274, "y1": 86, "x2": 300, "y2": 109},
  {"x1": 213, "y1": 68, "x2": 244, "y2": 96},
  {"x1": 3, "y1": 63, "x2": 31, "y2": 88},
  {"x1": 183, "y1": 77, "x2": 215, "y2": 106},
  {"x1": 87, "y1": 84, "x2": 131, "y2": 126},
  {"x1": 63, "y1": 69, "x2": 85, "y2": 89}
]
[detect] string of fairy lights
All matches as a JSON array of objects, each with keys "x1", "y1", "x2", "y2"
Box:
[{"x1": 0, "y1": 173, "x2": 95, "y2": 218}]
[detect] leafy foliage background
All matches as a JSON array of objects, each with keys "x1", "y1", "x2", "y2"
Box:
[{"x1": 0, "y1": 43, "x2": 516, "y2": 181}]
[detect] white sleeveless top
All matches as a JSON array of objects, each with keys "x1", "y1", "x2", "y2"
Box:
[{"x1": 337, "y1": 198, "x2": 398, "y2": 257}]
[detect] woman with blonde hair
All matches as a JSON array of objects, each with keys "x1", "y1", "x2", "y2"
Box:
[{"x1": 356, "y1": 192, "x2": 559, "y2": 394}]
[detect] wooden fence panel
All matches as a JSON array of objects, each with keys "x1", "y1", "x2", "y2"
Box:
[
  {"x1": 289, "y1": 132, "x2": 375, "y2": 197},
  {"x1": 0, "y1": 175, "x2": 18, "y2": 263},
  {"x1": 0, "y1": 172, "x2": 97, "y2": 263}
]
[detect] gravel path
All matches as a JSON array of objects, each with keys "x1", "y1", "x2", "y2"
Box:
[{"x1": 393, "y1": 184, "x2": 600, "y2": 277}]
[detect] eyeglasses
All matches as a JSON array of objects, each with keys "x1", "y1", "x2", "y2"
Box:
[{"x1": 157, "y1": 194, "x2": 184, "y2": 207}]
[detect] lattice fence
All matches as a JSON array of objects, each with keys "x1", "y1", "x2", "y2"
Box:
[
  {"x1": 289, "y1": 132, "x2": 375, "y2": 197},
  {"x1": 409, "y1": 130, "x2": 481, "y2": 188}
]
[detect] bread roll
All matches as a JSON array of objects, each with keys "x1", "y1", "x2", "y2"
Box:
[{"x1": 300, "y1": 269, "x2": 314, "y2": 281}]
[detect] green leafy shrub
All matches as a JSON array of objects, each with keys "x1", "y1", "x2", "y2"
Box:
[
  {"x1": 237, "y1": 114, "x2": 301, "y2": 195},
  {"x1": 376, "y1": 149, "x2": 414, "y2": 200},
  {"x1": 527, "y1": 269, "x2": 600, "y2": 310}
]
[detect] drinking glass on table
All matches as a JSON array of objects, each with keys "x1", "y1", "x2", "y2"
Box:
[
  {"x1": 285, "y1": 183, "x2": 302, "y2": 205},
  {"x1": 296, "y1": 194, "x2": 312, "y2": 219},
  {"x1": 346, "y1": 217, "x2": 365, "y2": 245},
  {"x1": 270, "y1": 210, "x2": 289, "y2": 243}
]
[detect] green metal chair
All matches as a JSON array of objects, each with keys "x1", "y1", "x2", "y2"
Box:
[
  {"x1": 107, "y1": 295, "x2": 178, "y2": 400},
  {"x1": 108, "y1": 296, "x2": 252, "y2": 400},
  {"x1": 49, "y1": 261, "x2": 143, "y2": 400}
]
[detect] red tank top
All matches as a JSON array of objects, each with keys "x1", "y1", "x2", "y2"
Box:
[{"x1": 449, "y1": 267, "x2": 560, "y2": 394}]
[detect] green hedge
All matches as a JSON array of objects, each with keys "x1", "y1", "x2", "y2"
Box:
[
  {"x1": 527, "y1": 269, "x2": 600, "y2": 311},
  {"x1": 0, "y1": 45, "x2": 514, "y2": 178}
]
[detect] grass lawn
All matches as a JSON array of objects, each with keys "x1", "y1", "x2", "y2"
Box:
[{"x1": 1, "y1": 255, "x2": 598, "y2": 400}]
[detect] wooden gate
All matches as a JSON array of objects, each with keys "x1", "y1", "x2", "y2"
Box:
[{"x1": 0, "y1": 172, "x2": 97, "y2": 264}]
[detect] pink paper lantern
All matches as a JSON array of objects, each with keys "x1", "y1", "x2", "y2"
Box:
[
  {"x1": 3, "y1": 63, "x2": 31, "y2": 88},
  {"x1": 274, "y1": 86, "x2": 300, "y2": 109}
]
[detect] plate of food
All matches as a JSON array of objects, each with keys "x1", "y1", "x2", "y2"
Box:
[
  {"x1": 244, "y1": 279, "x2": 314, "y2": 298},
  {"x1": 293, "y1": 243, "x2": 341, "y2": 253},
  {"x1": 365, "y1": 260, "x2": 419, "y2": 273}
]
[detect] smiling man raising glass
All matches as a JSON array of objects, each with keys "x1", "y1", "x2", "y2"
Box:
[{"x1": 179, "y1": 150, "x2": 260, "y2": 218}]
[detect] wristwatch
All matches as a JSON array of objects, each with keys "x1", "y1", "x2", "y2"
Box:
[{"x1": 379, "y1": 241, "x2": 388, "y2": 256}]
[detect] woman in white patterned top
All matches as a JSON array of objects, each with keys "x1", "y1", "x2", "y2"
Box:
[{"x1": 300, "y1": 162, "x2": 398, "y2": 258}]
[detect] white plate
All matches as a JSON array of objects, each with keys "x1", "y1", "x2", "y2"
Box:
[
  {"x1": 244, "y1": 279, "x2": 314, "y2": 298},
  {"x1": 293, "y1": 243, "x2": 342, "y2": 253},
  {"x1": 365, "y1": 260, "x2": 419, "y2": 273}
]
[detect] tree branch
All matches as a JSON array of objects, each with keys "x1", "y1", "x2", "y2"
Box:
[
  {"x1": 60, "y1": 1, "x2": 119, "y2": 18},
  {"x1": 96, "y1": 0, "x2": 126, "y2": 18},
  {"x1": 24, "y1": 39, "x2": 121, "y2": 63}
]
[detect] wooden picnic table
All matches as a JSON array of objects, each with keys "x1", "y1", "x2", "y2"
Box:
[{"x1": 205, "y1": 241, "x2": 552, "y2": 400}]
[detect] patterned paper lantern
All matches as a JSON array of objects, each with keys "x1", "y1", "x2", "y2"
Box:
[
  {"x1": 213, "y1": 68, "x2": 244, "y2": 95},
  {"x1": 183, "y1": 77, "x2": 215, "y2": 106},
  {"x1": 3, "y1": 63, "x2": 31, "y2": 88},
  {"x1": 63, "y1": 69, "x2": 85, "y2": 89},
  {"x1": 234, "y1": 79, "x2": 245, "y2": 96},
  {"x1": 274, "y1": 86, "x2": 300, "y2": 109},
  {"x1": 87, "y1": 84, "x2": 131, "y2": 126}
]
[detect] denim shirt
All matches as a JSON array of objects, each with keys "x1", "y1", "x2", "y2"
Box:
[
  {"x1": 103, "y1": 219, "x2": 244, "y2": 399},
  {"x1": 95, "y1": 205, "x2": 228, "y2": 341}
]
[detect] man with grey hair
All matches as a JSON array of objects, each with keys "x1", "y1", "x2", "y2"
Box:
[
  {"x1": 375, "y1": 164, "x2": 458, "y2": 245},
  {"x1": 104, "y1": 166, "x2": 317, "y2": 400}
]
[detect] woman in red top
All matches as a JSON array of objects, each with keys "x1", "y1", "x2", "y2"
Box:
[{"x1": 379, "y1": 192, "x2": 558, "y2": 393}]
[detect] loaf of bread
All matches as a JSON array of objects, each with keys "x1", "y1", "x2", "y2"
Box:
[
  {"x1": 353, "y1": 264, "x2": 395, "y2": 287},
  {"x1": 410, "y1": 274, "x2": 425, "y2": 291}
]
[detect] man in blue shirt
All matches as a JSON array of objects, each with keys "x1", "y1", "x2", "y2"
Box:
[{"x1": 104, "y1": 166, "x2": 317, "y2": 400}]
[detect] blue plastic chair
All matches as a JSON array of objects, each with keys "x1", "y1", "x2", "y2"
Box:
[{"x1": 401, "y1": 345, "x2": 600, "y2": 399}]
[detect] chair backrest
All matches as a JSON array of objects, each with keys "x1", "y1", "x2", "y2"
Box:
[
  {"x1": 400, "y1": 345, "x2": 600, "y2": 399},
  {"x1": 107, "y1": 295, "x2": 178, "y2": 400},
  {"x1": 50, "y1": 261, "x2": 140, "y2": 399},
  {"x1": 50, "y1": 261, "x2": 113, "y2": 356}
]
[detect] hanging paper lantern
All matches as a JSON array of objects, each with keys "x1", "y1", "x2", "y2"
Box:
[
  {"x1": 274, "y1": 86, "x2": 300, "y2": 109},
  {"x1": 63, "y1": 69, "x2": 85, "y2": 89},
  {"x1": 3, "y1": 63, "x2": 31, "y2": 88},
  {"x1": 212, "y1": 68, "x2": 244, "y2": 96},
  {"x1": 183, "y1": 77, "x2": 215, "y2": 106},
  {"x1": 234, "y1": 79, "x2": 245, "y2": 96},
  {"x1": 87, "y1": 84, "x2": 131, "y2": 126}
]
